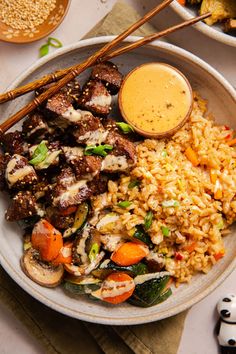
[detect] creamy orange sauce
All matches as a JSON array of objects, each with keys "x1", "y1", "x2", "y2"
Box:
[{"x1": 119, "y1": 63, "x2": 192, "y2": 134}]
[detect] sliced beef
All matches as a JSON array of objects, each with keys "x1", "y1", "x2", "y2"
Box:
[
  {"x1": 102, "y1": 118, "x2": 119, "y2": 133},
  {"x1": 5, "y1": 154, "x2": 38, "y2": 189},
  {"x1": 72, "y1": 115, "x2": 107, "y2": 145},
  {"x1": 77, "y1": 80, "x2": 112, "y2": 117},
  {"x1": 45, "y1": 92, "x2": 72, "y2": 119},
  {"x1": 1, "y1": 131, "x2": 28, "y2": 155},
  {"x1": 22, "y1": 112, "x2": 51, "y2": 142},
  {"x1": 0, "y1": 153, "x2": 6, "y2": 191},
  {"x1": 89, "y1": 174, "x2": 108, "y2": 195},
  {"x1": 45, "y1": 206, "x2": 74, "y2": 230},
  {"x1": 61, "y1": 146, "x2": 84, "y2": 165},
  {"x1": 31, "y1": 177, "x2": 50, "y2": 200},
  {"x1": 28, "y1": 141, "x2": 61, "y2": 170},
  {"x1": 35, "y1": 79, "x2": 81, "y2": 105},
  {"x1": 106, "y1": 131, "x2": 136, "y2": 163},
  {"x1": 90, "y1": 61, "x2": 123, "y2": 95},
  {"x1": 52, "y1": 166, "x2": 92, "y2": 210},
  {"x1": 5, "y1": 191, "x2": 38, "y2": 221},
  {"x1": 73, "y1": 155, "x2": 102, "y2": 178}
]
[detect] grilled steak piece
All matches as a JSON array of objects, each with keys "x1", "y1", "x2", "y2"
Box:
[
  {"x1": 5, "y1": 191, "x2": 38, "y2": 221},
  {"x1": 106, "y1": 131, "x2": 136, "y2": 163},
  {"x1": 90, "y1": 61, "x2": 123, "y2": 95},
  {"x1": 35, "y1": 80, "x2": 81, "y2": 105},
  {"x1": 45, "y1": 206, "x2": 74, "y2": 230},
  {"x1": 0, "y1": 153, "x2": 6, "y2": 191},
  {"x1": 77, "y1": 80, "x2": 112, "y2": 117},
  {"x1": 22, "y1": 112, "x2": 51, "y2": 142},
  {"x1": 73, "y1": 155, "x2": 102, "y2": 178},
  {"x1": 45, "y1": 92, "x2": 72, "y2": 119},
  {"x1": 89, "y1": 174, "x2": 108, "y2": 195},
  {"x1": 72, "y1": 115, "x2": 108, "y2": 145},
  {"x1": 5, "y1": 154, "x2": 38, "y2": 189},
  {"x1": 61, "y1": 146, "x2": 84, "y2": 165},
  {"x1": 52, "y1": 166, "x2": 92, "y2": 209},
  {"x1": 1, "y1": 131, "x2": 28, "y2": 155}
]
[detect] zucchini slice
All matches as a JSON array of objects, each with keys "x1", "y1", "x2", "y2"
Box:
[
  {"x1": 128, "y1": 272, "x2": 172, "y2": 307},
  {"x1": 64, "y1": 275, "x2": 101, "y2": 295},
  {"x1": 63, "y1": 202, "x2": 89, "y2": 238},
  {"x1": 92, "y1": 260, "x2": 148, "y2": 279}
]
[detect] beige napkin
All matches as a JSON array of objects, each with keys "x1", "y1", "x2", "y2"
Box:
[{"x1": 0, "y1": 1, "x2": 187, "y2": 353}]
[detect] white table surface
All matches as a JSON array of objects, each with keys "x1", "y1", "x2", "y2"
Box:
[{"x1": 0, "y1": 1, "x2": 235, "y2": 353}]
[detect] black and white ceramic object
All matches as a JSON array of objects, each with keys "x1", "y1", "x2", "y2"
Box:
[{"x1": 216, "y1": 294, "x2": 236, "y2": 354}]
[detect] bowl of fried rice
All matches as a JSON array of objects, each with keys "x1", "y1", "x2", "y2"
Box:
[{"x1": 0, "y1": 36, "x2": 235, "y2": 324}]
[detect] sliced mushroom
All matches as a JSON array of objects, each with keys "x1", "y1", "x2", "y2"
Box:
[{"x1": 21, "y1": 248, "x2": 64, "y2": 287}]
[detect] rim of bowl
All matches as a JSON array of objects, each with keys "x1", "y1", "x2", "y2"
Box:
[
  {"x1": 0, "y1": 36, "x2": 236, "y2": 325},
  {"x1": 118, "y1": 62, "x2": 193, "y2": 138},
  {"x1": 0, "y1": 0, "x2": 71, "y2": 44},
  {"x1": 170, "y1": 1, "x2": 236, "y2": 48}
]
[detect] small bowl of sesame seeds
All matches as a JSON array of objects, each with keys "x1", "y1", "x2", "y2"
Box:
[{"x1": 0, "y1": 0, "x2": 71, "y2": 44}]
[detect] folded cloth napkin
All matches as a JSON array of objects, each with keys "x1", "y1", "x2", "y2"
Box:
[{"x1": 0, "y1": 1, "x2": 187, "y2": 353}]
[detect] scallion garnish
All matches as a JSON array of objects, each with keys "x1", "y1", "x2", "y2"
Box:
[
  {"x1": 29, "y1": 141, "x2": 48, "y2": 165},
  {"x1": 117, "y1": 201, "x2": 132, "y2": 208},
  {"x1": 161, "y1": 150, "x2": 168, "y2": 157},
  {"x1": 144, "y1": 211, "x2": 153, "y2": 230},
  {"x1": 89, "y1": 243, "x2": 100, "y2": 262},
  {"x1": 84, "y1": 144, "x2": 113, "y2": 157},
  {"x1": 161, "y1": 226, "x2": 170, "y2": 237},
  {"x1": 116, "y1": 122, "x2": 134, "y2": 134},
  {"x1": 128, "y1": 180, "x2": 140, "y2": 189},
  {"x1": 162, "y1": 200, "x2": 179, "y2": 208},
  {"x1": 39, "y1": 37, "x2": 63, "y2": 57}
]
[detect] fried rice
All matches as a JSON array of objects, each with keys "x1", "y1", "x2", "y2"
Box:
[{"x1": 92, "y1": 94, "x2": 236, "y2": 285}]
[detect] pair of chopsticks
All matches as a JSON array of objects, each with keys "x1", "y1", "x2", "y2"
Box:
[{"x1": 0, "y1": 0, "x2": 211, "y2": 134}]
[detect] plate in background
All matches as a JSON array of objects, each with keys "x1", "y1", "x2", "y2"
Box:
[{"x1": 0, "y1": 36, "x2": 235, "y2": 325}]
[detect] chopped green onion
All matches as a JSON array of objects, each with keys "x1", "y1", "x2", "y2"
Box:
[
  {"x1": 117, "y1": 201, "x2": 132, "y2": 208},
  {"x1": 217, "y1": 219, "x2": 224, "y2": 230},
  {"x1": 84, "y1": 144, "x2": 113, "y2": 157},
  {"x1": 48, "y1": 37, "x2": 63, "y2": 48},
  {"x1": 29, "y1": 141, "x2": 48, "y2": 165},
  {"x1": 89, "y1": 243, "x2": 100, "y2": 262},
  {"x1": 128, "y1": 180, "x2": 140, "y2": 189},
  {"x1": 162, "y1": 200, "x2": 179, "y2": 208},
  {"x1": 39, "y1": 37, "x2": 63, "y2": 58},
  {"x1": 161, "y1": 226, "x2": 170, "y2": 237},
  {"x1": 161, "y1": 150, "x2": 168, "y2": 157},
  {"x1": 116, "y1": 122, "x2": 134, "y2": 134},
  {"x1": 39, "y1": 44, "x2": 49, "y2": 57},
  {"x1": 144, "y1": 211, "x2": 153, "y2": 230}
]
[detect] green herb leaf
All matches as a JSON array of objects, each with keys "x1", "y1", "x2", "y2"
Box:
[
  {"x1": 48, "y1": 37, "x2": 63, "y2": 48},
  {"x1": 217, "y1": 219, "x2": 224, "y2": 230},
  {"x1": 89, "y1": 243, "x2": 100, "y2": 263},
  {"x1": 116, "y1": 122, "x2": 134, "y2": 134},
  {"x1": 161, "y1": 150, "x2": 168, "y2": 157},
  {"x1": 144, "y1": 211, "x2": 153, "y2": 230},
  {"x1": 162, "y1": 200, "x2": 179, "y2": 208},
  {"x1": 84, "y1": 144, "x2": 113, "y2": 157},
  {"x1": 117, "y1": 201, "x2": 132, "y2": 208},
  {"x1": 29, "y1": 141, "x2": 48, "y2": 165},
  {"x1": 128, "y1": 180, "x2": 140, "y2": 189},
  {"x1": 39, "y1": 44, "x2": 49, "y2": 57},
  {"x1": 161, "y1": 226, "x2": 170, "y2": 237}
]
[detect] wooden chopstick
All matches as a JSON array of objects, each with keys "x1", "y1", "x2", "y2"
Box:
[{"x1": 0, "y1": 0, "x2": 173, "y2": 105}]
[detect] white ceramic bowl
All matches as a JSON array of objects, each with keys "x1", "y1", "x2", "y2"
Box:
[
  {"x1": 0, "y1": 36, "x2": 236, "y2": 325},
  {"x1": 170, "y1": 0, "x2": 236, "y2": 47}
]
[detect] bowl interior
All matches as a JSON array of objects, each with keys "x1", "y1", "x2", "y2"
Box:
[
  {"x1": 170, "y1": 1, "x2": 236, "y2": 48},
  {"x1": 0, "y1": 37, "x2": 236, "y2": 325},
  {"x1": 0, "y1": 0, "x2": 70, "y2": 44}
]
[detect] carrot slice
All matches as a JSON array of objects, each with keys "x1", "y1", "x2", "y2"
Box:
[
  {"x1": 210, "y1": 169, "x2": 217, "y2": 184},
  {"x1": 52, "y1": 242, "x2": 73, "y2": 265},
  {"x1": 111, "y1": 242, "x2": 149, "y2": 266},
  {"x1": 185, "y1": 147, "x2": 199, "y2": 167},
  {"x1": 101, "y1": 272, "x2": 135, "y2": 304},
  {"x1": 214, "y1": 251, "x2": 225, "y2": 261},
  {"x1": 32, "y1": 219, "x2": 63, "y2": 262},
  {"x1": 59, "y1": 206, "x2": 77, "y2": 216},
  {"x1": 177, "y1": 0, "x2": 185, "y2": 4},
  {"x1": 182, "y1": 241, "x2": 196, "y2": 253},
  {"x1": 227, "y1": 138, "x2": 236, "y2": 146}
]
